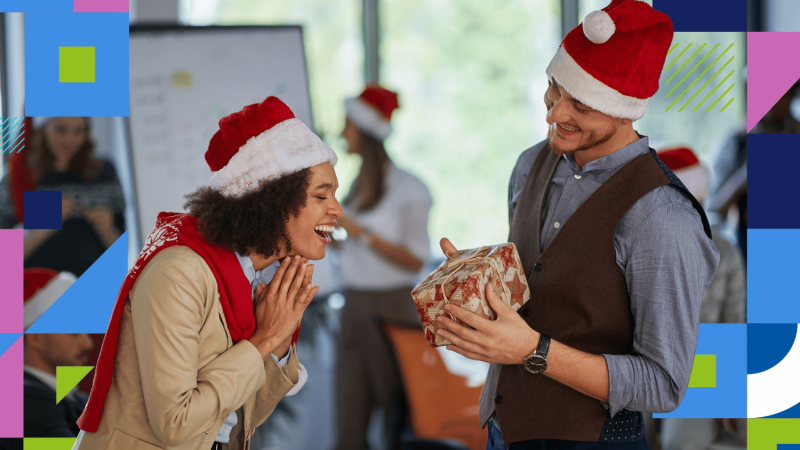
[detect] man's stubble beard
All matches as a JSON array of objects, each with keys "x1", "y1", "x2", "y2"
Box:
[{"x1": 548, "y1": 121, "x2": 619, "y2": 156}]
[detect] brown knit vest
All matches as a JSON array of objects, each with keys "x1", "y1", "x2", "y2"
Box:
[{"x1": 478, "y1": 146, "x2": 706, "y2": 443}]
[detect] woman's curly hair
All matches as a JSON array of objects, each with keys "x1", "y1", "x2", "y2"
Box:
[{"x1": 183, "y1": 168, "x2": 311, "y2": 258}]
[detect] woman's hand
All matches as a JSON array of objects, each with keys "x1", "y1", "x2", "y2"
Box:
[
  {"x1": 82, "y1": 207, "x2": 121, "y2": 248},
  {"x1": 62, "y1": 196, "x2": 76, "y2": 222},
  {"x1": 248, "y1": 255, "x2": 319, "y2": 361}
]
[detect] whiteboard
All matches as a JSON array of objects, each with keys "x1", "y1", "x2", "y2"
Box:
[{"x1": 128, "y1": 25, "x2": 314, "y2": 244}]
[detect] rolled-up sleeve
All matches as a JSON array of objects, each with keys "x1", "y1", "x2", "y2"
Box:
[{"x1": 603, "y1": 201, "x2": 719, "y2": 417}]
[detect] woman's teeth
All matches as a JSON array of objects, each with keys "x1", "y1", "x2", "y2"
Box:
[{"x1": 314, "y1": 225, "x2": 334, "y2": 233}]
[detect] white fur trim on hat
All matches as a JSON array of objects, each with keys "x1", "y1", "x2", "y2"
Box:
[
  {"x1": 208, "y1": 118, "x2": 338, "y2": 197},
  {"x1": 24, "y1": 272, "x2": 77, "y2": 331},
  {"x1": 345, "y1": 97, "x2": 392, "y2": 141},
  {"x1": 673, "y1": 163, "x2": 710, "y2": 202},
  {"x1": 583, "y1": 10, "x2": 615, "y2": 44},
  {"x1": 546, "y1": 46, "x2": 650, "y2": 121}
]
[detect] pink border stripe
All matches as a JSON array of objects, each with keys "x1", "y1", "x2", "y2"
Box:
[
  {"x1": 747, "y1": 32, "x2": 800, "y2": 132},
  {"x1": 73, "y1": 0, "x2": 129, "y2": 12},
  {"x1": 0, "y1": 336, "x2": 23, "y2": 437},
  {"x1": 0, "y1": 230, "x2": 22, "y2": 334}
]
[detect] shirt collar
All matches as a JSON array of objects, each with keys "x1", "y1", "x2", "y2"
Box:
[
  {"x1": 235, "y1": 251, "x2": 257, "y2": 285},
  {"x1": 565, "y1": 135, "x2": 650, "y2": 173},
  {"x1": 24, "y1": 365, "x2": 71, "y2": 398},
  {"x1": 234, "y1": 251, "x2": 281, "y2": 290}
]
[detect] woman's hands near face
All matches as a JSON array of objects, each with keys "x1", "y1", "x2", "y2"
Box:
[
  {"x1": 250, "y1": 255, "x2": 319, "y2": 360},
  {"x1": 82, "y1": 207, "x2": 115, "y2": 232}
]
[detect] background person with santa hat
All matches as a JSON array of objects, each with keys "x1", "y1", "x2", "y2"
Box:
[
  {"x1": 0, "y1": 117, "x2": 126, "y2": 276},
  {"x1": 72, "y1": 96, "x2": 342, "y2": 450},
  {"x1": 656, "y1": 147, "x2": 746, "y2": 449},
  {"x1": 334, "y1": 85, "x2": 432, "y2": 450},
  {"x1": 22, "y1": 268, "x2": 94, "y2": 439},
  {"x1": 434, "y1": 0, "x2": 720, "y2": 448}
]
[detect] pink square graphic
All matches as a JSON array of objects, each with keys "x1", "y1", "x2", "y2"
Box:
[
  {"x1": 747, "y1": 32, "x2": 800, "y2": 132},
  {"x1": 0, "y1": 336, "x2": 23, "y2": 438},
  {"x1": 73, "y1": 0, "x2": 129, "y2": 12},
  {"x1": 0, "y1": 230, "x2": 23, "y2": 334}
]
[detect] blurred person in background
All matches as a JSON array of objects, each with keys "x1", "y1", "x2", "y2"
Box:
[
  {"x1": 334, "y1": 85, "x2": 432, "y2": 450},
  {"x1": 750, "y1": 80, "x2": 800, "y2": 134},
  {"x1": 656, "y1": 148, "x2": 747, "y2": 450},
  {"x1": 23, "y1": 268, "x2": 94, "y2": 438},
  {"x1": 0, "y1": 117, "x2": 126, "y2": 276}
]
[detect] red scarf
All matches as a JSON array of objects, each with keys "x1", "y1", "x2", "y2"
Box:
[{"x1": 77, "y1": 212, "x2": 300, "y2": 432}]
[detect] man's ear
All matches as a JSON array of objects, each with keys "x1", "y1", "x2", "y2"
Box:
[
  {"x1": 621, "y1": 118, "x2": 633, "y2": 126},
  {"x1": 24, "y1": 334, "x2": 45, "y2": 351}
]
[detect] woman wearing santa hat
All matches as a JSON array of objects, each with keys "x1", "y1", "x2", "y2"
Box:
[
  {"x1": 334, "y1": 85, "x2": 432, "y2": 450},
  {"x1": 0, "y1": 117, "x2": 126, "y2": 276},
  {"x1": 73, "y1": 96, "x2": 343, "y2": 450}
]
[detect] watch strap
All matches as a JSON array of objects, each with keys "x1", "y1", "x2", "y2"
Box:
[{"x1": 535, "y1": 333, "x2": 551, "y2": 358}]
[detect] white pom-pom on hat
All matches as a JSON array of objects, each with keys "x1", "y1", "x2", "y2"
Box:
[{"x1": 583, "y1": 10, "x2": 615, "y2": 44}]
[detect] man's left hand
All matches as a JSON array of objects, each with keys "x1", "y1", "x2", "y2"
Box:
[{"x1": 436, "y1": 283, "x2": 540, "y2": 365}]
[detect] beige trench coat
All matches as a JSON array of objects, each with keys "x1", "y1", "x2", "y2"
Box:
[{"x1": 74, "y1": 246, "x2": 301, "y2": 450}]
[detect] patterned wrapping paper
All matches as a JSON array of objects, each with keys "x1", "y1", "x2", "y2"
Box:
[{"x1": 411, "y1": 243, "x2": 532, "y2": 347}]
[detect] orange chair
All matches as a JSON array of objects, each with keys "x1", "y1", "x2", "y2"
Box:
[{"x1": 383, "y1": 322, "x2": 488, "y2": 450}]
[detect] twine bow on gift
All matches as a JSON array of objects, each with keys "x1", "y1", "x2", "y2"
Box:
[{"x1": 438, "y1": 248, "x2": 513, "y2": 322}]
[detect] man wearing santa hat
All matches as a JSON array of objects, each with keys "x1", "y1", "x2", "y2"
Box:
[
  {"x1": 436, "y1": 1, "x2": 720, "y2": 448},
  {"x1": 73, "y1": 96, "x2": 343, "y2": 450},
  {"x1": 23, "y1": 268, "x2": 94, "y2": 438}
]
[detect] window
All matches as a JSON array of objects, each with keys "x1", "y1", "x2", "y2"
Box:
[
  {"x1": 381, "y1": 0, "x2": 561, "y2": 249},
  {"x1": 180, "y1": 0, "x2": 364, "y2": 184}
]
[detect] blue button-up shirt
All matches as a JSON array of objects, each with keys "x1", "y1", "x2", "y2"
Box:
[{"x1": 509, "y1": 136, "x2": 719, "y2": 418}]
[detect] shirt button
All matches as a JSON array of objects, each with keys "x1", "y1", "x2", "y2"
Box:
[
  {"x1": 495, "y1": 395, "x2": 503, "y2": 404},
  {"x1": 534, "y1": 263, "x2": 541, "y2": 272},
  {"x1": 520, "y1": 308, "x2": 530, "y2": 317},
  {"x1": 554, "y1": 222, "x2": 560, "y2": 228},
  {"x1": 574, "y1": 174, "x2": 582, "y2": 179}
]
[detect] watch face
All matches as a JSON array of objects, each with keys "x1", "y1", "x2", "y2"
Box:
[{"x1": 525, "y1": 355, "x2": 547, "y2": 374}]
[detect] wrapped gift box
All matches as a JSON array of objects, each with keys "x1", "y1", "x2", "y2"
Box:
[{"x1": 411, "y1": 243, "x2": 531, "y2": 347}]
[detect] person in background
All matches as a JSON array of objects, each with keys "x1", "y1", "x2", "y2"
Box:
[
  {"x1": 750, "y1": 80, "x2": 800, "y2": 134},
  {"x1": 23, "y1": 268, "x2": 94, "y2": 438},
  {"x1": 334, "y1": 85, "x2": 432, "y2": 450},
  {"x1": 656, "y1": 148, "x2": 746, "y2": 450},
  {"x1": 0, "y1": 117, "x2": 126, "y2": 276}
]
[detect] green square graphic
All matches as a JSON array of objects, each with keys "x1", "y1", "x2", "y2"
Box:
[
  {"x1": 688, "y1": 354, "x2": 716, "y2": 387},
  {"x1": 59, "y1": 47, "x2": 95, "y2": 83}
]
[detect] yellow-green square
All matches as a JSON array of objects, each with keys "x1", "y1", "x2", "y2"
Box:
[
  {"x1": 59, "y1": 47, "x2": 95, "y2": 83},
  {"x1": 688, "y1": 354, "x2": 716, "y2": 388}
]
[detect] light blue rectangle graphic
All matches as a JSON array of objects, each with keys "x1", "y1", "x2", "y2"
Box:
[
  {"x1": 654, "y1": 323, "x2": 746, "y2": 418},
  {"x1": 25, "y1": 12, "x2": 129, "y2": 116},
  {"x1": 748, "y1": 229, "x2": 800, "y2": 324}
]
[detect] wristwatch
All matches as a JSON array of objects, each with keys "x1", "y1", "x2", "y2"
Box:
[{"x1": 523, "y1": 334, "x2": 551, "y2": 374}]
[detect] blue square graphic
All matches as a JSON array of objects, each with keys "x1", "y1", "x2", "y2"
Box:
[
  {"x1": 652, "y1": 0, "x2": 746, "y2": 32},
  {"x1": 25, "y1": 12, "x2": 129, "y2": 117},
  {"x1": 749, "y1": 230, "x2": 800, "y2": 324},
  {"x1": 749, "y1": 134, "x2": 800, "y2": 229},
  {"x1": 26, "y1": 0, "x2": 72, "y2": 12},
  {"x1": 23, "y1": 191, "x2": 62, "y2": 229},
  {"x1": 654, "y1": 324, "x2": 746, "y2": 419},
  {"x1": 0, "y1": 0, "x2": 24, "y2": 12}
]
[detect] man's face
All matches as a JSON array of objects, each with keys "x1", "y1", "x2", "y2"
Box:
[
  {"x1": 27, "y1": 334, "x2": 94, "y2": 372},
  {"x1": 284, "y1": 162, "x2": 344, "y2": 261},
  {"x1": 544, "y1": 78, "x2": 622, "y2": 156}
]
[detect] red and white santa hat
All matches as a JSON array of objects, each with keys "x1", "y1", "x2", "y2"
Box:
[
  {"x1": 206, "y1": 96, "x2": 338, "y2": 197},
  {"x1": 546, "y1": 0, "x2": 674, "y2": 121},
  {"x1": 345, "y1": 85, "x2": 400, "y2": 141},
  {"x1": 658, "y1": 147, "x2": 710, "y2": 201},
  {"x1": 24, "y1": 268, "x2": 77, "y2": 331}
]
